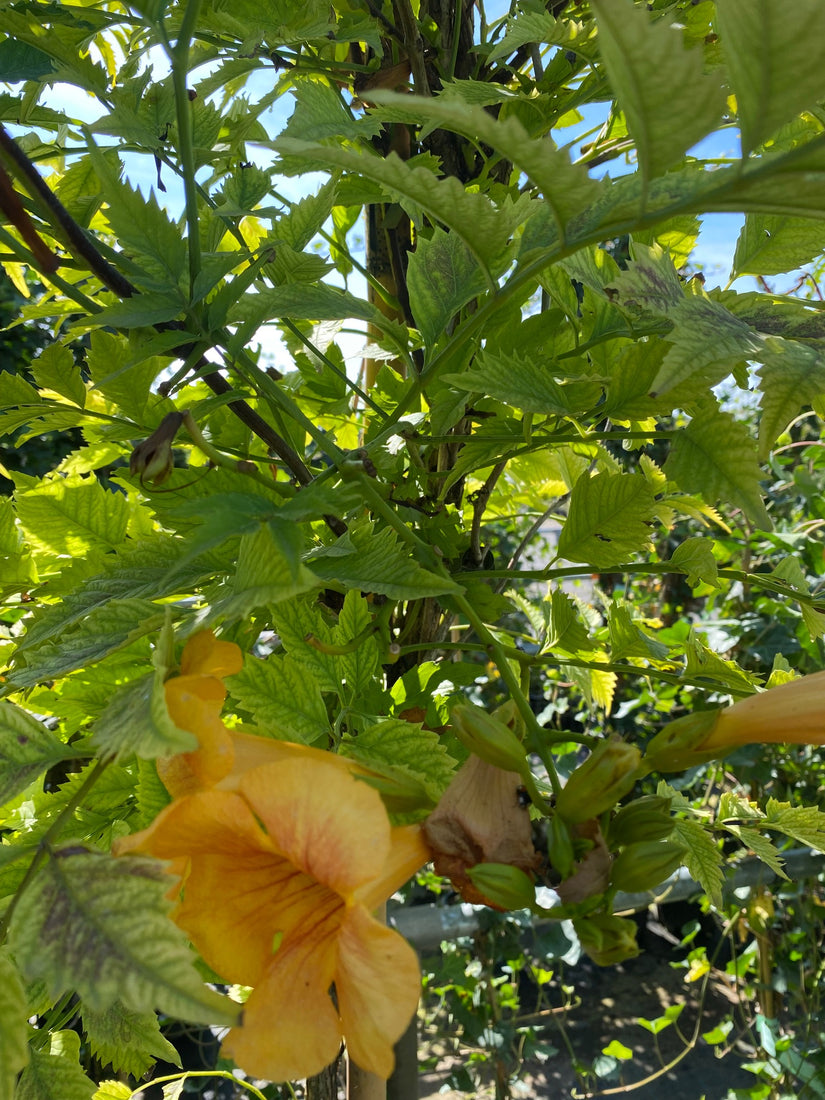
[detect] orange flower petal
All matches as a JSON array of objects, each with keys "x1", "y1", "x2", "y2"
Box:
[
  {"x1": 180, "y1": 630, "x2": 244, "y2": 679},
  {"x1": 356, "y1": 824, "x2": 430, "y2": 911},
  {"x1": 239, "y1": 759, "x2": 392, "y2": 897},
  {"x1": 222, "y1": 911, "x2": 343, "y2": 1082},
  {"x1": 336, "y1": 905, "x2": 421, "y2": 1078},
  {"x1": 165, "y1": 679, "x2": 234, "y2": 789},
  {"x1": 219, "y1": 731, "x2": 351, "y2": 786}
]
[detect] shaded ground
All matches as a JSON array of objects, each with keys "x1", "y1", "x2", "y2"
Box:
[{"x1": 419, "y1": 919, "x2": 758, "y2": 1099}]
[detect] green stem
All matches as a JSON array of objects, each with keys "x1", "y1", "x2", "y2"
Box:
[
  {"x1": 181, "y1": 410, "x2": 290, "y2": 493},
  {"x1": 170, "y1": 0, "x2": 203, "y2": 294},
  {"x1": 0, "y1": 759, "x2": 109, "y2": 945},
  {"x1": 0, "y1": 225, "x2": 101, "y2": 312}
]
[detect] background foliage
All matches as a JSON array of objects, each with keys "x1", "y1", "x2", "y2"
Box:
[{"x1": 2, "y1": 0, "x2": 825, "y2": 1097}]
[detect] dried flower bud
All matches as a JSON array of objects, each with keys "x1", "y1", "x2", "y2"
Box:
[
  {"x1": 129, "y1": 411, "x2": 184, "y2": 486},
  {"x1": 423, "y1": 754, "x2": 538, "y2": 909}
]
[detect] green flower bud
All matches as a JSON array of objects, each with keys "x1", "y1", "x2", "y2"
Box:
[
  {"x1": 610, "y1": 840, "x2": 685, "y2": 894},
  {"x1": 555, "y1": 738, "x2": 642, "y2": 824},
  {"x1": 467, "y1": 862, "x2": 537, "y2": 911},
  {"x1": 642, "y1": 710, "x2": 724, "y2": 773},
  {"x1": 547, "y1": 813, "x2": 576, "y2": 880},
  {"x1": 450, "y1": 704, "x2": 528, "y2": 776},
  {"x1": 574, "y1": 914, "x2": 640, "y2": 966},
  {"x1": 607, "y1": 795, "x2": 674, "y2": 848}
]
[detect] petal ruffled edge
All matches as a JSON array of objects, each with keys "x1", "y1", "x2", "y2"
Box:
[{"x1": 336, "y1": 905, "x2": 421, "y2": 1078}]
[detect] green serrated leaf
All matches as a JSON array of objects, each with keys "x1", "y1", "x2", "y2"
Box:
[
  {"x1": 757, "y1": 339, "x2": 825, "y2": 458},
  {"x1": 669, "y1": 537, "x2": 719, "y2": 588},
  {"x1": 340, "y1": 718, "x2": 456, "y2": 803},
  {"x1": 442, "y1": 350, "x2": 601, "y2": 415},
  {"x1": 308, "y1": 524, "x2": 461, "y2": 599},
  {"x1": 684, "y1": 629, "x2": 756, "y2": 693},
  {"x1": 557, "y1": 472, "x2": 657, "y2": 568},
  {"x1": 407, "y1": 229, "x2": 486, "y2": 349},
  {"x1": 30, "y1": 344, "x2": 86, "y2": 408},
  {"x1": 270, "y1": 598, "x2": 340, "y2": 693},
  {"x1": 732, "y1": 212, "x2": 825, "y2": 277},
  {"x1": 10, "y1": 851, "x2": 239, "y2": 1025},
  {"x1": 591, "y1": 0, "x2": 725, "y2": 180},
  {"x1": 731, "y1": 827, "x2": 789, "y2": 881},
  {"x1": 276, "y1": 137, "x2": 511, "y2": 280},
  {"x1": 82, "y1": 1002, "x2": 180, "y2": 1078},
  {"x1": 228, "y1": 653, "x2": 329, "y2": 744},
  {"x1": 671, "y1": 818, "x2": 724, "y2": 907},
  {"x1": 545, "y1": 588, "x2": 594, "y2": 654},
  {"x1": 15, "y1": 475, "x2": 129, "y2": 557},
  {"x1": 74, "y1": 292, "x2": 187, "y2": 331},
  {"x1": 608, "y1": 603, "x2": 669, "y2": 662},
  {"x1": 0, "y1": 702, "x2": 82, "y2": 805},
  {"x1": 229, "y1": 282, "x2": 379, "y2": 328},
  {"x1": 0, "y1": 950, "x2": 28, "y2": 1100},
  {"x1": 10, "y1": 599, "x2": 165, "y2": 689},
  {"x1": 716, "y1": 0, "x2": 825, "y2": 156},
  {"x1": 209, "y1": 519, "x2": 318, "y2": 620},
  {"x1": 91, "y1": 670, "x2": 197, "y2": 762},
  {"x1": 663, "y1": 406, "x2": 772, "y2": 530},
  {"x1": 367, "y1": 91, "x2": 601, "y2": 237},
  {"x1": 15, "y1": 1031, "x2": 95, "y2": 1100},
  {"x1": 764, "y1": 799, "x2": 825, "y2": 851},
  {"x1": 334, "y1": 591, "x2": 381, "y2": 699}
]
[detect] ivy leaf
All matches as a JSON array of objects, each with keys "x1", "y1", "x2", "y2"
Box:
[
  {"x1": 15, "y1": 1031, "x2": 95, "y2": 1100},
  {"x1": 9, "y1": 850, "x2": 239, "y2": 1025},
  {"x1": 590, "y1": 0, "x2": 725, "y2": 180},
  {"x1": 0, "y1": 702, "x2": 84, "y2": 804},
  {"x1": 557, "y1": 472, "x2": 657, "y2": 568},
  {"x1": 82, "y1": 1002, "x2": 180, "y2": 1078},
  {"x1": 732, "y1": 212, "x2": 825, "y2": 278},
  {"x1": 716, "y1": 0, "x2": 825, "y2": 156},
  {"x1": 0, "y1": 950, "x2": 28, "y2": 1100},
  {"x1": 228, "y1": 653, "x2": 329, "y2": 745},
  {"x1": 663, "y1": 406, "x2": 772, "y2": 530},
  {"x1": 672, "y1": 818, "x2": 724, "y2": 908},
  {"x1": 407, "y1": 229, "x2": 486, "y2": 349}
]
